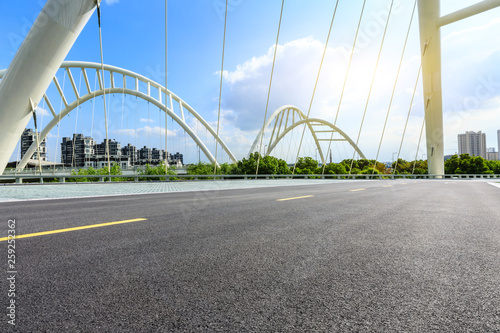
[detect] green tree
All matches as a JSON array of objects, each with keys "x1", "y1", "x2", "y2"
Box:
[
  {"x1": 219, "y1": 162, "x2": 236, "y2": 175},
  {"x1": 486, "y1": 160, "x2": 500, "y2": 174},
  {"x1": 233, "y1": 152, "x2": 290, "y2": 175},
  {"x1": 445, "y1": 154, "x2": 460, "y2": 174},
  {"x1": 295, "y1": 156, "x2": 318, "y2": 174},
  {"x1": 444, "y1": 154, "x2": 493, "y2": 174},
  {"x1": 322, "y1": 163, "x2": 347, "y2": 175},
  {"x1": 410, "y1": 159, "x2": 428, "y2": 174},
  {"x1": 392, "y1": 158, "x2": 411, "y2": 174},
  {"x1": 187, "y1": 162, "x2": 215, "y2": 175},
  {"x1": 68, "y1": 164, "x2": 123, "y2": 182},
  {"x1": 469, "y1": 156, "x2": 492, "y2": 174},
  {"x1": 140, "y1": 164, "x2": 177, "y2": 181}
]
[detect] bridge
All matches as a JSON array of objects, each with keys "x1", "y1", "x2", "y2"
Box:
[
  {"x1": 1, "y1": 1, "x2": 500, "y2": 331},
  {"x1": 1, "y1": 0, "x2": 499, "y2": 176}
]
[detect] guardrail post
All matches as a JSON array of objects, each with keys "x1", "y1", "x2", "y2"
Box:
[
  {"x1": 16, "y1": 177, "x2": 22, "y2": 184},
  {"x1": 100, "y1": 177, "x2": 105, "y2": 182},
  {"x1": 60, "y1": 177, "x2": 65, "y2": 183}
]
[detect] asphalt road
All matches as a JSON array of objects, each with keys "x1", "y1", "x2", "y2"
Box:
[{"x1": 1, "y1": 180, "x2": 499, "y2": 332}]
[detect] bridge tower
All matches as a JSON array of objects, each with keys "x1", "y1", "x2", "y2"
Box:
[
  {"x1": 418, "y1": 0, "x2": 500, "y2": 175},
  {"x1": 0, "y1": 0, "x2": 98, "y2": 175}
]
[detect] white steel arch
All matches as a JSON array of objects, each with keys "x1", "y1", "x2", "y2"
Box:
[
  {"x1": 249, "y1": 105, "x2": 365, "y2": 164},
  {"x1": 0, "y1": 61, "x2": 237, "y2": 171}
]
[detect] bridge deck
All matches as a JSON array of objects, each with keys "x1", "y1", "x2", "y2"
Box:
[{"x1": 1, "y1": 180, "x2": 499, "y2": 331}]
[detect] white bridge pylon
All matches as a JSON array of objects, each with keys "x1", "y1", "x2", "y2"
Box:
[
  {"x1": 250, "y1": 105, "x2": 365, "y2": 164},
  {"x1": 0, "y1": 61, "x2": 237, "y2": 171}
]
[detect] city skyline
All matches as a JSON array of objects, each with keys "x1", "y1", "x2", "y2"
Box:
[{"x1": 20, "y1": 128, "x2": 184, "y2": 168}]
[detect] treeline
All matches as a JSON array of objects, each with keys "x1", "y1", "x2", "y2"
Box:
[
  {"x1": 68, "y1": 164, "x2": 177, "y2": 182},
  {"x1": 188, "y1": 153, "x2": 426, "y2": 176},
  {"x1": 445, "y1": 154, "x2": 500, "y2": 174},
  {"x1": 66, "y1": 153, "x2": 500, "y2": 182}
]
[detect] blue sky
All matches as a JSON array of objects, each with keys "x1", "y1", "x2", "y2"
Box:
[{"x1": 1, "y1": 0, "x2": 500, "y2": 164}]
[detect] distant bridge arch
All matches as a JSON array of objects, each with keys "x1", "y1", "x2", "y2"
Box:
[{"x1": 250, "y1": 105, "x2": 365, "y2": 164}]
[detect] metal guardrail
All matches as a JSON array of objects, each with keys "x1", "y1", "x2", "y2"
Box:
[{"x1": 0, "y1": 173, "x2": 500, "y2": 184}]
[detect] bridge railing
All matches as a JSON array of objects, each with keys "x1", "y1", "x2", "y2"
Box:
[{"x1": 1, "y1": 173, "x2": 500, "y2": 184}]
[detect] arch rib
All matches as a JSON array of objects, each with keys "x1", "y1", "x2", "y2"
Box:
[
  {"x1": 250, "y1": 105, "x2": 365, "y2": 163},
  {"x1": 2, "y1": 61, "x2": 238, "y2": 171},
  {"x1": 17, "y1": 88, "x2": 218, "y2": 171},
  {"x1": 267, "y1": 118, "x2": 366, "y2": 161}
]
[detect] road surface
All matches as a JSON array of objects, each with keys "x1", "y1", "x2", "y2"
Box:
[{"x1": 1, "y1": 180, "x2": 499, "y2": 331}]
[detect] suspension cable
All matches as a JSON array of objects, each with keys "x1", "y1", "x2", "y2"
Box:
[
  {"x1": 292, "y1": 0, "x2": 340, "y2": 175},
  {"x1": 32, "y1": 103, "x2": 42, "y2": 174},
  {"x1": 255, "y1": 0, "x2": 285, "y2": 175},
  {"x1": 213, "y1": 0, "x2": 228, "y2": 177},
  {"x1": 322, "y1": 0, "x2": 366, "y2": 174},
  {"x1": 372, "y1": 0, "x2": 417, "y2": 175},
  {"x1": 349, "y1": 0, "x2": 394, "y2": 174},
  {"x1": 96, "y1": 2, "x2": 111, "y2": 177},
  {"x1": 90, "y1": 72, "x2": 97, "y2": 167},
  {"x1": 394, "y1": 64, "x2": 422, "y2": 174},
  {"x1": 54, "y1": 73, "x2": 66, "y2": 173},
  {"x1": 411, "y1": 117, "x2": 426, "y2": 174},
  {"x1": 71, "y1": 70, "x2": 82, "y2": 169}
]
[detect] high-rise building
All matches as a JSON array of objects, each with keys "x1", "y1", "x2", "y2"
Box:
[
  {"x1": 59, "y1": 135, "x2": 182, "y2": 168},
  {"x1": 61, "y1": 134, "x2": 95, "y2": 167},
  {"x1": 139, "y1": 146, "x2": 152, "y2": 163},
  {"x1": 152, "y1": 148, "x2": 164, "y2": 162},
  {"x1": 21, "y1": 129, "x2": 47, "y2": 161},
  {"x1": 487, "y1": 147, "x2": 498, "y2": 161},
  {"x1": 95, "y1": 139, "x2": 121, "y2": 157},
  {"x1": 457, "y1": 131, "x2": 486, "y2": 158},
  {"x1": 169, "y1": 152, "x2": 184, "y2": 165},
  {"x1": 121, "y1": 144, "x2": 137, "y2": 165},
  {"x1": 21, "y1": 128, "x2": 47, "y2": 161}
]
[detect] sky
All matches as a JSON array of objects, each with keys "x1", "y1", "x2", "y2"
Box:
[{"x1": 1, "y1": 0, "x2": 499, "y2": 164}]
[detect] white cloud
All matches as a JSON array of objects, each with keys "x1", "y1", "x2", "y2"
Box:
[
  {"x1": 104, "y1": 0, "x2": 119, "y2": 5},
  {"x1": 217, "y1": 36, "x2": 424, "y2": 161},
  {"x1": 36, "y1": 106, "x2": 50, "y2": 117},
  {"x1": 140, "y1": 118, "x2": 155, "y2": 123}
]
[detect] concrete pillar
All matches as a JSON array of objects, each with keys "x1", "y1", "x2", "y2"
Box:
[{"x1": 418, "y1": 0, "x2": 444, "y2": 176}]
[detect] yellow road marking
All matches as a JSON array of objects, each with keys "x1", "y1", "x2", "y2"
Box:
[
  {"x1": 0, "y1": 218, "x2": 147, "y2": 242},
  {"x1": 350, "y1": 188, "x2": 366, "y2": 192},
  {"x1": 277, "y1": 195, "x2": 314, "y2": 202},
  {"x1": 401, "y1": 183, "x2": 407, "y2": 185},
  {"x1": 383, "y1": 185, "x2": 393, "y2": 188}
]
